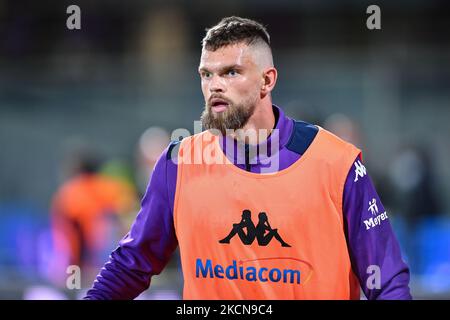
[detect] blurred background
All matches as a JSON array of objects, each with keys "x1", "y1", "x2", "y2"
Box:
[{"x1": 0, "y1": 0, "x2": 449, "y2": 299}]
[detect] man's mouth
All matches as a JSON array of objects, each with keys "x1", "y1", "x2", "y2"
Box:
[{"x1": 210, "y1": 98, "x2": 230, "y2": 113}]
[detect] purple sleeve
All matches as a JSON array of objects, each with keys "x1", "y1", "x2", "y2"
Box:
[
  {"x1": 84, "y1": 144, "x2": 178, "y2": 299},
  {"x1": 343, "y1": 155, "x2": 412, "y2": 300}
]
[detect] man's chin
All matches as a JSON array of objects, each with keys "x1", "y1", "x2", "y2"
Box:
[
  {"x1": 201, "y1": 104, "x2": 252, "y2": 136},
  {"x1": 208, "y1": 128, "x2": 225, "y2": 136}
]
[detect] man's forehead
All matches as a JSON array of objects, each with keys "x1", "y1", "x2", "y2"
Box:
[{"x1": 199, "y1": 44, "x2": 253, "y2": 70}]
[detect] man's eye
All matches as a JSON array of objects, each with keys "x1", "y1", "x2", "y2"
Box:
[
  {"x1": 202, "y1": 72, "x2": 212, "y2": 79},
  {"x1": 227, "y1": 70, "x2": 237, "y2": 76}
]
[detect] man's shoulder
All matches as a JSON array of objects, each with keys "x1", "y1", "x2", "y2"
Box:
[
  {"x1": 314, "y1": 127, "x2": 362, "y2": 167},
  {"x1": 165, "y1": 130, "x2": 209, "y2": 161},
  {"x1": 285, "y1": 120, "x2": 319, "y2": 155},
  {"x1": 166, "y1": 140, "x2": 181, "y2": 161},
  {"x1": 286, "y1": 118, "x2": 360, "y2": 162},
  {"x1": 317, "y1": 126, "x2": 360, "y2": 154}
]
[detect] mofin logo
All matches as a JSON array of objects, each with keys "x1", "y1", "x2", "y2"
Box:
[{"x1": 195, "y1": 258, "x2": 314, "y2": 285}]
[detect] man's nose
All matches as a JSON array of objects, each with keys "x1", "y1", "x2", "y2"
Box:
[{"x1": 209, "y1": 75, "x2": 225, "y2": 93}]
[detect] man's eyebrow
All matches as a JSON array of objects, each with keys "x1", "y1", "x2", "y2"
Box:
[{"x1": 198, "y1": 64, "x2": 243, "y2": 73}]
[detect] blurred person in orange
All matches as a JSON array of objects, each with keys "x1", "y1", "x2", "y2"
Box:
[{"x1": 50, "y1": 151, "x2": 137, "y2": 287}]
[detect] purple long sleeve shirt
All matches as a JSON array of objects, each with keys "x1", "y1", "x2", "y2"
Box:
[{"x1": 85, "y1": 105, "x2": 411, "y2": 300}]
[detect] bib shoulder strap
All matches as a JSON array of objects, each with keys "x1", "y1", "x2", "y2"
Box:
[{"x1": 286, "y1": 120, "x2": 319, "y2": 155}]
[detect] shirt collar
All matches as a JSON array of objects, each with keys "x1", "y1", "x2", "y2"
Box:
[{"x1": 218, "y1": 105, "x2": 294, "y2": 165}]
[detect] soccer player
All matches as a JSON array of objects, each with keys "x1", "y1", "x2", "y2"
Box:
[{"x1": 85, "y1": 16, "x2": 411, "y2": 300}]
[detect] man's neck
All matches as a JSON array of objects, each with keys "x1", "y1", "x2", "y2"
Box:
[{"x1": 230, "y1": 100, "x2": 275, "y2": 145}]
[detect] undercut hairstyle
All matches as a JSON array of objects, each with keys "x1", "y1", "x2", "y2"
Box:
[{"x1": 202, "y1": 16, "x2": 271, "y2": 51}]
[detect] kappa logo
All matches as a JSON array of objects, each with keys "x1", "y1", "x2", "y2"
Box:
[
  {"x1": 363, "y1": 198, "x2": 389, "y2": 230},
  {"x1": 353, "y1": 160, "x2": 367, "y2": 182},
  {"x1": 219, "y1": 210, "x2": 291, "y2": 247}
]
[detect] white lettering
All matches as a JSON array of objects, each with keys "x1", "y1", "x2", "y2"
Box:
[
  {"x1": 177, "y1": 305, "x2": 210, "y2": 317},
  {"x1": 364, "y1": 211, "x2": 388, "y2": 230},
  {"x1": 66, "y1": 5, "x2": 81, "y2": 30},
  {"x1": 366, "y1": 265, "x2": 381, "y2": 289},
  {"x1": 66, "y1": 265, "x2": 81, "y2": 289},
  {"x1": 366, "y1": 5, "x2": 381, "y2": 30}
]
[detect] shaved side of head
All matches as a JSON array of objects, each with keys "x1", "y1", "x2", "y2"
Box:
[{"x1": 247, "y1": 39, "x2": 274, "y2": 70}]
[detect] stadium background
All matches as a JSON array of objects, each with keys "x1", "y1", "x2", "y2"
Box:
[{"x1": 0, "y1": 0, "x2": 449, "y2": 299}]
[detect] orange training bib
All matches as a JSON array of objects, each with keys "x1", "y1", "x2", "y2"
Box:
[{"x1": 174, "y1": 127, "x2": 361, "y2": 299}]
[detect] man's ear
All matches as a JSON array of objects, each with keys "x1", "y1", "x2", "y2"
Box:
[{"x1": 261, "y1": 67, "x2": 278, "y2": 96}]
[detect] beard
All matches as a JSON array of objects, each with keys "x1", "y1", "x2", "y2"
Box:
[{"x1": 201, "y1": 96, "x2": 257, "y2": 136}]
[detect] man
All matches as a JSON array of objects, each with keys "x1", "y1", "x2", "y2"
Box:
[{"x1": 85, "y1": 16, "x2": 411, "y2": 300}]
